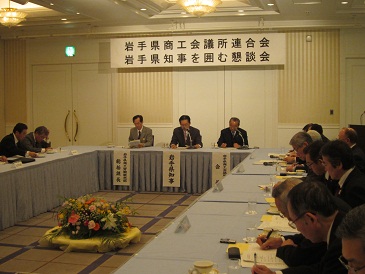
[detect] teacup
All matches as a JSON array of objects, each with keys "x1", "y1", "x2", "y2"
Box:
[{"x1": 193, "y1": 260, "x2": 214, "y2": 273}]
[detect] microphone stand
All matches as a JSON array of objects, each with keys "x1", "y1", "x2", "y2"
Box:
[
  {"x1": 237, "y1": 131, "x2": 249, "y2": 149},
  {"x1": 361, "y1": 111, "x2": 365, "y2": 125},
  {"x1": 186, "y1": 129, "x2": 194, "y2": 149}
]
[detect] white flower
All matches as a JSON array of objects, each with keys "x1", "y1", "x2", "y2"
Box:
[{"x1": 101, "y1": 213, "x2": 117, "y2": 230}]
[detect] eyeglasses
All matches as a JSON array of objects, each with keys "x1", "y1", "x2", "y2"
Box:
[
  {"x1": 288, "y1": 211, "x2": 307, "y2": 229},
  {"x1": 306, "y1": 161, "x2": 315, "y2": 168},
  {"x1": 339, "y1": 255, "x2": 365, "y2": 273}
]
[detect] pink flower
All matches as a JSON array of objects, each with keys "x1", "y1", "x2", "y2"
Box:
[
  {"x1": 68, "y1": 213, "x2": 80, "y2": 225},
  {"x1": 89, "y1": 205, "x2": 96, "y2": 212},
  {"x1": 88, "y1": 220, "x2": 96, "y2": 230}
]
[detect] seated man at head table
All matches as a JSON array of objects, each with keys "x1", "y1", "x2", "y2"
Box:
[
  {"x1": 252, "y1": 181, "x2": 347, "y2": 274},
  {"x1": 284, "y1": 131, "x2": 313, "y2": 172},
  {"x1": 0, "y1": 123, "x2": 37, "y2": 158},
  {"x1": 320, "y1": 140, "x2": 365, "y2": 208},
  {"x1": 128, "y1": 115, "x2": 153, "y2": 148},
  {"x1": 19, "y1": 126, "x2": 52, "y2": 153},
  {"x1": 217, "y1": 117, "x2": 248, "y2": 148},
  {"x1": 336, "y1": 204, "x2": 365, "y2": 274},
  {"x1": 170, "y1": 115, "x2": 202, "y2": 149},
  {"x1": 338, "y1": 127, "x2": 365, "y2": 174}
]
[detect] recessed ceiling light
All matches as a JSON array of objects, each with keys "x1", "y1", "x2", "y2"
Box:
[
  {"x1": 267, "y1": 3, "x2": 274, "y2": 6},
  {"x1": 76, "y1": 12, "x2": 80, "y2": 15},
  {"x1": 341, "y1": 1, "x2": 348, "y2": 4},
  {"x1": 61, "y1": 18, "x2": 67, "y2": 21},
  {"x1": 50, "y1": 2, "x2": 54, "y2": 5},
  {"x1": 140, "y1": 8, "x2": 147, "y2": 11}
]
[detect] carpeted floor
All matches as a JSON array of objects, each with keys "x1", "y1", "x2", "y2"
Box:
[{"x1": 0, "y1": 191, "x2": 201, "y2": 274}]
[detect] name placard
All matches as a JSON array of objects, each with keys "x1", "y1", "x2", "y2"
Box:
[
  {"x1": 111, "y1": 33, "x2": 286, "y2": 68},
  {"x1": 163, "y1": 150, "x2": 181, "y2": 188},
  {"x1": 69, "y1": 150, "x2": 78, "y2": 155},
  {"x1": 212, "y1": 151, "x2": 231, "y2": 186},
  {"x1": 12, "y1": 161, "x2": 23, "y2": 169},
  {"x1": 174, "y1": 215, "x2": 191, "y2": 233},
  {"x1": 113, "y1": 150, "x2": 130, "y2": 186}
]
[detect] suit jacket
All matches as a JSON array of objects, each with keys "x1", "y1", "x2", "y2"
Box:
[
  {"x1": 128, "y1": 126, "x2": 153, "y2": 147},
  {"x1": 276, "y1": 234, "x2": 327, "y2": 267},
  {"x1": 170, "y1": 126, "x2": 202, "y2": 147},
  {"x1": 352, "y1": 144, "x2": 365, "y2": 173},
  {"x1": 338, "y1": 167, "x2": 365, "y2": 208},
  {"x1": 0, "y1": 133, "x2": 26, "y2": 157},
  {"x1": 217, "y1": 127, "x2": 248, "y2": 147},
  {"x1": 281, "y1": 212, "x2": 346, "y2": 274},
  {"x1": 19, "y1": 132, "x2": 43, "y2": 153}
]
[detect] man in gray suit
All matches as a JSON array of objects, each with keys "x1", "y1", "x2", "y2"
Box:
[
  {"x1": 128, "y1": 115, "x2": 153, "y2": 148},
  {"x1": 19, "y1": 126, "x2": 50, "y2": 153}
]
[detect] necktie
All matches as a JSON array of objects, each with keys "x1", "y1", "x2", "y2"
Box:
[
  {"x1": 232, "y1": 131, "x2": 236, "y2": 138},
  {"x1": 138, "y1": 130, "x2": 141, "y2": 139}
]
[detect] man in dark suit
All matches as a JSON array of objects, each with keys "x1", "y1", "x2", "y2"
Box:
[
  {"x1": 128, "y1": 115, "x2": 153, "y2": 148},
  {"x1": 19, "y1": 126, "x2": 50, "y2": 153},
  {"x1": 170, "y1": 115, "x2": 202, "y2": 149},
  {"x1": 217, "y1": 117, "x2": 248, "y2": 148},
  {"x1": 321, "y1": 140, "x2": 365, "y2": 208},
  {"x1": 252, "y1": 181, "x2": 347, "y2": 274},
  {"x1": 338, "y1": 127, "x2": 365, "y2": 173},
  {"x1": 337, "y1": 204, "x2": 365, "y2": 273},
  {"x1": 0, "y1": 123, "x2": 37, "y2": 158}
]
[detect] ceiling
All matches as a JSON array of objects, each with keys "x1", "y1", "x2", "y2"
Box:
[{"x1": 0, "y1": 0, "x2": 365, "y2": 38}]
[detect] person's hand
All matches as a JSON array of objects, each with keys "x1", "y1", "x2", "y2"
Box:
[
  {"x1": 45, "y1": 147, "x2": 53, "y2": 151},
  {"x1": 284, "y1": 155, "x2": 295, "y2": 164},
  {"x1": 286, "y1": 164, "x2": 296, "y2": 172},
  {"x1": 170, "y1": 144, "x2": 177, "y2": 149},
  {"x1": 256, "y1": 235, "x2": 283, "y2": 250},
  {"x1": 29, "y1": 152, "x2": 37, "y2": 158},
  {"x1": 138, "y1": 143, "x2": 145, "y2": 148},
  {"x1": 252, "y1": 264, "x2": 275, "y2": 274},
  {"x1": 233, "y1": 143, "x2": 240, "y2": 148},
  {"x1": 220, "y1": 143, "x2": 227, "y2": 148},
  {"x1": 281, "y1": 239, "x2": 296, "y2": 247},
  {"x1": 0, "y1": 155, "x2": 7, "y2": 162},
  {"x1": 194, "y1": 144, "x2": 201, "y2": 149}
]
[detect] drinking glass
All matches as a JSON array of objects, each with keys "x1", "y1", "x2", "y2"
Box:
[
  {"x1": 245, "y1": 197, "x2": 257, "y2": 215},
  {"x1": 227, "y1": 258, "x2": 241, "y2": 274}
]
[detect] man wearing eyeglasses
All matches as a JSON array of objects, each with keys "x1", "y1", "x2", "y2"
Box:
[
  {"x1": 337, "y1": 204, "x2": 365, "y2": 273},
  {"x1": 252, "y1": 181, "x2": 347, "y2": 274},
  {"x1": 285, "y1": 132, "x2": 313, "y2": 172}
]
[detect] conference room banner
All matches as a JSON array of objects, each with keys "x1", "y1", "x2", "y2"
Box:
[
  {"x1": 110, "y1": 33, "x2": 286, "y2": 68},
  {"x1": 212, "y1": 151, "x2": 231, "y2": 185},
  {"x1": 113, "y1": 150, "x2": 130, "y2": 186},
  {"x1": 163, "y1": 150, "x2": 181, "y2": 188}
]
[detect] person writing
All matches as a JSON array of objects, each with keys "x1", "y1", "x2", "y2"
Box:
[{"x1": 19, "y1": 126, "x2": 51, "y2": 153}]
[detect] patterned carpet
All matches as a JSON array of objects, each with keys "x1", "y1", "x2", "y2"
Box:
[{"x1": 0, "y1": 191, "x2": 200, "y2": 274}]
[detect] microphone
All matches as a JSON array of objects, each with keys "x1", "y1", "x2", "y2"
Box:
[
  {"x1": 186, "y1": 129, "x2": 193, "y2": 147},
  {"x1": 237, "y1": 130, "x2": 245, "y2": 146},
  {"x1": 361, "y1": 111, "x2": 365, "y2": 125}
]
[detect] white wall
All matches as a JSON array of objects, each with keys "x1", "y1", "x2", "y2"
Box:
[{"x1": 24, "y1": 29, "x2": 365, "y2": 148}]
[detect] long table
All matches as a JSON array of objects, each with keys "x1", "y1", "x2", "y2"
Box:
[
  {"x1": 115, "y1": 148, "x2": 294, "y2": 274},
  {"x1": 0, "y1": 146, "x2": 250, "y2": 230}
]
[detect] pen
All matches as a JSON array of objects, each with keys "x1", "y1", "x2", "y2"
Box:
[
  {"x1": 254, "y1": 252, "x2": 257, "y2": 266},
  {"x1": 261, "y1": 228, "x2": 274, "y2": 243},
  {"x1": 266, "y1": 228, "x2": 274, "y2": 240}
]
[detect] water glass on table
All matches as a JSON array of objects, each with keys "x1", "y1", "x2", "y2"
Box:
[
  {"x1": 228, "y1": 258, "x2": 242, "y2": 274},
  {"x1": 245, "y1": 197, "x2": 257, "y2": 215}
]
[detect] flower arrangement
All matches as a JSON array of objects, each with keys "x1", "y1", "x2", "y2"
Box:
[{"x1": 49, "y1": 194, "x2": 135, "y2": 240}]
